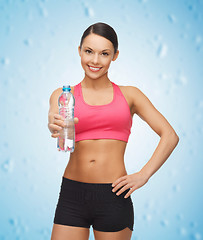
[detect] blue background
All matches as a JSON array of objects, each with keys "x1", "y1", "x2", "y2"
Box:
[{"x1": 0, "y1": 0, "x2": 203, "y2": 239}]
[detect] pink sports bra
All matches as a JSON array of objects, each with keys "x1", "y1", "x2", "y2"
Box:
[{"x1": 74, "y1": 81, "x2": 133, "y2": 143}]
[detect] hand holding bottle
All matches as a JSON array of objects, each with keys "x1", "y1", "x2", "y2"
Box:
[{"x1": 48, "y1": 114, "x2": 79, "y2": 138}]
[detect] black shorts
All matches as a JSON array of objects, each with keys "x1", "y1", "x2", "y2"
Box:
[{"x1": 53, "y1": 176, "x2": 134, "y2": 232}]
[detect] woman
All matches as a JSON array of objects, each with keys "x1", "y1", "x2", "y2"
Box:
[{"x1": 48, "y1": 22, "x2": 179, "y2": 240}]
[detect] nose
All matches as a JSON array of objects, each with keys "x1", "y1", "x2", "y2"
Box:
[{"x1": 92, "y1": 53, "x2": 99, "y2": 65}]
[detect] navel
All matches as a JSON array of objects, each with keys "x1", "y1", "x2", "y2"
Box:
[{"x1": 89, "y1": 159, "x2": 96, "y2": 163}]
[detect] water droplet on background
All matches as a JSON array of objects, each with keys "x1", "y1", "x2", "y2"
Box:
[
  {"x1": 37, "y1": 3, "x2": 48, "y2": 18},
  {"x1": 82, "y1": 2, "x2": 95, "y2": 18},
  {"x1": 180, "y1": 227, "x2": 187, "y2": 236},
  {"x1": 1, "y1": 57, "x2": 10, "y2": 66},
  {"x1": 176, "y1": 74, "x2": 187, "y2": 86},
  {"x1": 5, "y1": 25, "x2": 13, "y2": 35},
  {"x1": 23, "y1": 38, "x2": 33, "y2": 46},
  {"x1": 39, "y1": 227, "x2": 50, "y2": 239},
  {"x1": 195, "y1": 35, "x2": 202, "y2": 44},
  {"x1": 172, "y1": 184, "x2": 181, "y2": 192},
  {"x1": 157, "y1": 43, "x2": 168, "y2": 58},
  {"x1": 1, "y1": 158, "x2": 14, "y2": 172},
  {"x1": 87, "y1": 7, "x2": 94, "y2": 18},
  {"x1": 195, "y1": 35, "x2": 202, "y2": 51},
  {"x1": 9, "y1": 218, "x2": 18, "y2": 227},
  {"x1": 198, "y1": 101, "x2": 203, "y2": 109},
  {"x1": 169, "y1": 169, "x2": 178, "y2": 177},
  {"x1": 143, "y1": 213, "x2": 152, "y2": 221},
  {"x1": 138, "y1": 0, "x2": 148, "y2": 3},
  {"x1": 195, "y1": 233, "x2": 202, "y2": 240},
  {"x1": 190, "y1": 221, "x2": 197, "y2": 228},
  {"x1": 160, "y1": 219, "x2": 169, "y2": 227},
  {"x1": 188, "y1": 4, "x2": 194, "y2": 11},
  {"x1": 176, "y1": 213, "x2": 184, "y2": 221},
  {"x1": 180, "y1": 32, "x2": 188, "y2": 39},
  {"x1": 168, "y1": 14, "x2": 177, "y2": 23},
  {"x1": 190, "y1": 232, "x2": 202, "y2": 240},
  {"x1": 145, "y1": 199, "x2": 154, "y2": 209}
]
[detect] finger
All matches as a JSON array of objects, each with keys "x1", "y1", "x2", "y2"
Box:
[
  {"x1": 49, "y1": 123, "x2": 63, "y2": 132},
  {"x1": 74, "y1": 117, "x2": 79, "y2": 124},
  {"x1": 53, "y1": 118, "x2": 66, "y2": 128},
  {"x1": 54, "y1": 114, "x2": 65, "y2": 121},
  {"x1": 51, "y1": 132, "x2": 60, "y2": 138},
  {"x1": 114, "y1": 184, "x2": 131, "y2": 196},
  {"x1": 124, "y1": 187, "x2": 135, "y2": 199},
  {"x1": 112, "y1": 175, "x2": 127, "y2": 187},
  {"x1": 55, "y1": 114, "x2": 78, "y2": 125},
  {"x1": 112, "y1": 180, "x2": 128, "y2": 193}
]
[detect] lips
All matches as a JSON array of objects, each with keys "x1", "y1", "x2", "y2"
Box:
[{"x1": 88, "y1": 65, "x2": 102, "y2": 72}]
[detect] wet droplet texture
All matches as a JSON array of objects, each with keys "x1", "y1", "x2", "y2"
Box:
[{"x1": 0, "y1": 0, "x2": 202, "y2": 239}]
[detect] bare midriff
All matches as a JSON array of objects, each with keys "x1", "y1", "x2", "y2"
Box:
[
  {"x1": 63, "y1": 139, "x2": 128, "y2": 183},
  {"x1": 63, "y1": 84, "x2": 134, "y2": 184}
]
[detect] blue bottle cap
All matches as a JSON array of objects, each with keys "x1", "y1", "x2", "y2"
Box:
[{"x1": 62, "y1": 85, "x2": 71, "y2": 92}]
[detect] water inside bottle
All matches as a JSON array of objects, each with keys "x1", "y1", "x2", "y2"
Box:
[{"x1": 57, "y1": 85, "x2": 75, "y2": 153}]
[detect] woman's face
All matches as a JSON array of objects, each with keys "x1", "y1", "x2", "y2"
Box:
[{"x1": 78, "y1": 33, "x2": 119, "y2": 80}]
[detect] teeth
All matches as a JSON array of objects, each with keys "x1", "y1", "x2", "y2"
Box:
[{"x1": 89, "y1": 66, "x2": 101, "y2": 71}]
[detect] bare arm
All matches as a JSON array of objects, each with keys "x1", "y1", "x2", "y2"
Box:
[
  {"x1": 111, "y1": 86, "x2": 179, "y2": 198},
  {"x1": 130, "y1": 86, "x2": 179, "y2": 180}
]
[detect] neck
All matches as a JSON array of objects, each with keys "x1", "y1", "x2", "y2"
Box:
[{"x1": 81, "y1": 73, "x2": 112, "y2": 90}]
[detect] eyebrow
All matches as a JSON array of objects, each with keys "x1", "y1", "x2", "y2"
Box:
[{"x1": 84, "y1": 47, "x2": 111, "y2": 51}]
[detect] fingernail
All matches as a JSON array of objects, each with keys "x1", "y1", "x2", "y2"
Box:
[{"x1": 112, "y1": 184, "x2": 114, "y2": 187}]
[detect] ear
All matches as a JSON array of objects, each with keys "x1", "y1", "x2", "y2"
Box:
[
  {"x1": 78, "y1": 46, "x2": 81, "y2": 57},
  {"x1": 112, "y1": 50, "x2": 119, "y2": 61}
]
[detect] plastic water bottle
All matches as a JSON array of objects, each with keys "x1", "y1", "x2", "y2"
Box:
[{"x1": 57, "y1": 85, "x2": 75, "y2": 153}]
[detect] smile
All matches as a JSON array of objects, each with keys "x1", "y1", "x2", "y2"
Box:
[{"x1": 88, "y1": 65, "x2": 102, "y2": 72}]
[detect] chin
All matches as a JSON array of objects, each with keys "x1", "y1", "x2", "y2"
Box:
[{"x1": 85, "y1": 73, "x2": 101, "y2": 80}]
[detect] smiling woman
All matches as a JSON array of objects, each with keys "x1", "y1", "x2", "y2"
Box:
[
  {"x1": 48, "y1": 22, "x2": 179, "y2": 240},
  {"x1": 78, "y1": 29, "x2": 119, "y2": 80}
]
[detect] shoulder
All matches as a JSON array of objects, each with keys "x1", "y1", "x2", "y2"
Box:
[
  {"x1": 126, "y1": 85, "x2": 148, "y2": 98},
  {"x1": 118, "y1": 85, "x2": 150, "y2": 114},
  {"x1": 118, "y1": 84, "x2": 145, "y2": 101},
  {"x1": 117, "y1": 84, "x2": 140, "y2": 92},
  {"x1": 49, "y1": 87, "x2": 62, "y2": 102},
  {"x1": 70, "y1": 86, "x2": 74, "y2": 95}
]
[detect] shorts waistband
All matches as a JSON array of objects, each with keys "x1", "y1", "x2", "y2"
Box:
[{"x1": 62, "y1": 176, "x2": 113, "y2": 191}]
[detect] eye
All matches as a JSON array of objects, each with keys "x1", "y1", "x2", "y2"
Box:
[
  {"x1": 102, "y1": 52, "x2": 109, "y2": 56},
  {"x1": 85, "y1": 49, "x2": 92, "y2": 54}
]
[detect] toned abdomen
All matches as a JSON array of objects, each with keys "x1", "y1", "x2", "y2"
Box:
[{"x1": 63, "y1": 139, "x2": 128, "y2": 183}]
